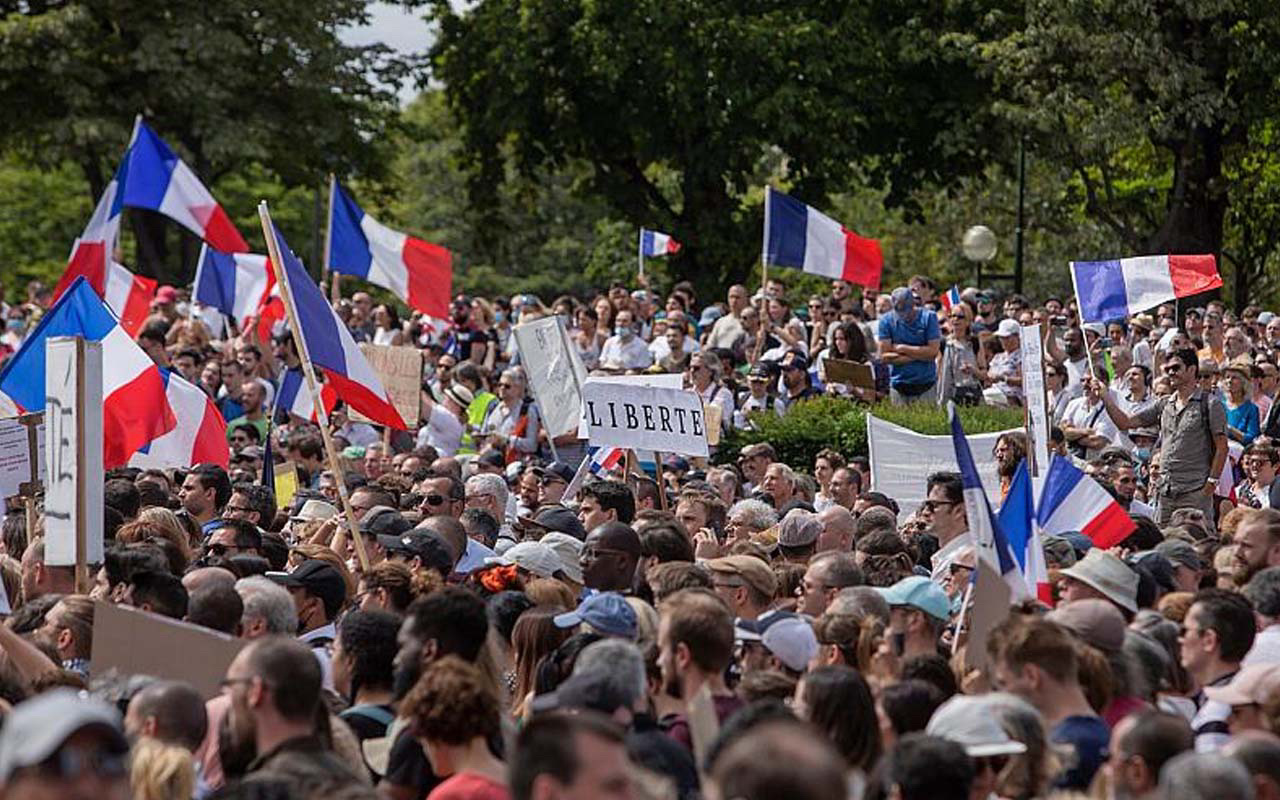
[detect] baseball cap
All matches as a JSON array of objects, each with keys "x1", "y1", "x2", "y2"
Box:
[
  {"x1": 1204, "y1": 664, "x2": 1280, "y2": 706},
  {"x1": 524, "y1": 505, "x2": 587, "y2": 540},
  {"x1": 756, "y1": 614, "x2": 819, "y2": 672},
  {"x1": 155, "y1": 285, "x2": 178, "y2": 304},
  {"x1": 0, "y1": 689, "x2": 128, "y2": 782},
  {"x1": 777, "y1": 509, "x2": 821, "y2": 549},
  {"x1": 927, "y1": 695, "x2": 1028, "y2": 757},
  {"x1": 1058, "y1": 549, "x2": 1139, "y2": 614},
  {"x1": 996, "y1": 319, "x2": 1021, "y2": 338},
  {"x1": 706, "y1": 555, "x2": 777, "y2": 599},
  {"x1": 232, "y1": 445, "x2": 265, "y2": 463},
  {"x1": 1047, "y1": 599, "x2": 1126, "y2": 653},
  {"x1": 290, "y1": 498, "x2": 338, "y2": 523},
  {"x1": 379, "y1": 532, "x2": 455, "y2": 576},
  {"x1": 699, "y1": 306, "x2": 725, "y2": 328},
  {"x1": 1155, "y1": 538, "x2": 1203, "y2": 571},
  {"x1": 476, "y1": 450, "x2": 506, "y2": 470},
  {"x1": 748, "y1": 363, "x2": 774, "y2": 380},
  {"x1": 360, "y1": 506, "x2": 413, "y2": 538},
  {"x1": 891, "y1": 287, "x2": 914, "y2": 313},
  {"x1": 267, "y1": 560, "x2": 347, "y2": 614},
  {"x1": 534, "y1": 461, "x2": 575, "y2": 484},
  {"x1": 782, "y1": 351, "x2": 809, "y2": 371},
  {"x1": 553, "y1": 592, "x2": 638, "y2": 639},
  {"x1": 539, "y1": 532, "x2": 584, "y2": 583},
  {"x1": 485, "y1": 541, "x2": 561, "y2": 579},
  {"x1": 876, "y1": 576, "x2": 950, "y2": 622}
]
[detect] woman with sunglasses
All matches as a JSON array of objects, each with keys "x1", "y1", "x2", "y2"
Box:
[{"x1": 937, "y1": 302, "x2": 986, "y2": 406}]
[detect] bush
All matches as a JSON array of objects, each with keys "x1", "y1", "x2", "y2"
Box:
[{"x1": 717, "y1": 397, "x2": 1024, "y2": 472}]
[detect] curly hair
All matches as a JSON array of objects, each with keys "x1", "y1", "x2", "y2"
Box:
[
  {"x1": 337, "y1": 609, "x2": 400, "y2": 699},
  {"x1": 403, "y1": 655, "x2": 500, "y2": 746},
  {"x1": 361, "y1": 560, "x2": 440, "y2": 614}
]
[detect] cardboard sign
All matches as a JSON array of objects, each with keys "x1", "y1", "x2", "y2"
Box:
[
  {"x1": 1019, "y1": 323, "x2": 1051, "y2": 484},
  {"x1": 91, "y1": 600, "x2": 247, "y2": 698},
  {"x1": 0, "y1": 417, "x2": 44, "y2": 500},
  {"x1": 581, "y1": 382, "x2": 709, "y2": 457},
  {"x1": 512, "y1": 317, "x2": 588, "y2": 439},
  {"x1": 823, "y1": 358, "x2": 877, "y2": 390},
  {"x1": 866, "y1": 413, "x2": 1013, "y2": 519},
  {"x1": 350, "y1": 344, "x2": 423, "y2": 429},
  {"x1": 274, "y1": 459, "x2": 299, "y2": 509},
  {"x1": 44, "y1": 337, "x2": 104, "y2": 568}
]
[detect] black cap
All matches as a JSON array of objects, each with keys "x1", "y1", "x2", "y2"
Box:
[
  {"x1": 477, "y1": 450, "x2": 506, "y2": 469},
  {"x1": 267, "y1": 560, "x2": 346, "y2": 612},
  {"x1": 529, "y1": 505, "x2": 587, "y2": 540},
  {"x1": 359, "y1": 506, "x2": 412, "y2": 538},
  {"x1": 378, "y1": 531, "x2": 454, "y2": 576},
  {"x1": 534, "y1": 461, "x2": 575, "y2": 484}
]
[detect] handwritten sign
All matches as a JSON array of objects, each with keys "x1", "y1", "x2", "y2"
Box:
[
  {"x1": 44, "y1": 337, "x2": 104, "y2": 567},
  {"x1": 0, "y1": 417, "x2": 44, "y2": 499},
  {"x1": 581, "y1": 382, "x2": 709, "y2": 457},
  {"x1": 512, "y1": 317, "x2": 588, "y2": 439},
  {"x1": 350, "y1": 344, "x2": 423, "y2": 429}
]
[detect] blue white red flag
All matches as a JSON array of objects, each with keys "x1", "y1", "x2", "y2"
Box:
[
  {"x1": 1037, "y1": 455, "x2": 1135, "y2": 548},
  {"x1": 193, "y1": 245, "x2": 273, "y2": 330},
  {"x1": 103, "y1": 261, "x2": 156, "y2": 337},
  {"x1": 267, "y1": 219, "x2": 406, "y2": 429},
  {"x1": 639, "y1": 228, "x2": 680, "y2": 258},
  {"x1": 130, "y1": 371, "x2": 229, "y2": 469},
  {"x1": 0, "y1": 277, "x2": 174, "y2": 467},
  {"x1": 941, "y1": 286, "x2": 961, "y2": 311},
  {"x1": 273, "y1": 368, "x2": 332, "y2": 424},
  {"x1": 328, "y1": 179, "x2": 452, "y2": 323},
  {"x1": 1070, "y1": 254, "x2": 1221, "y2": 323},
  {"x1": 763, "y1": 187, "x2": 882, "y2": 289},
  {"x1": 948, "y1": 402, "x2": 1028, "y2": 601},
  {"x1": 998, "y1": 460, "x2": 1053, "y2": 605},
  {"x1": 588, "y1": 446, "x2": 625, "y2": 477}
]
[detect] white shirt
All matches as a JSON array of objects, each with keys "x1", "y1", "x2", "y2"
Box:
[
  {"x1": 1062, "y1": 395, "x2": 1127, "y2": 457},
  {"x1": 336, "y1": 421, "x2": 379, "y2": 448},
  {"x1": 456, "y1": 537, "x2": 498, "y2": 575},
  {"x1": 599, "y1": 334, "x2": 654, "y2": 370},
  {"x1": 300, "y1": 622, "x2": 337, "y2": 692},
  {"x1": 1129, "y1": 498, "x2": 1155, "y2": 519},
  {"x1": 417, "y1": 403, "x2": 464, "y2": 456},
  {"x1": 650, "y1": 335, "x2": 698, "y2": 362},
  {"x1": 1244, "y1": 624, "x2": 1280, "y2": 666}
]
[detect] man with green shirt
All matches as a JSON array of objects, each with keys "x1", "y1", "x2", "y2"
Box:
[{"x1": 228, "y1": 380, "x2": 270, "y2": 444}]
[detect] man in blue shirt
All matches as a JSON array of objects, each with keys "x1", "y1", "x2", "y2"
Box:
[{"x1": 877, "y1": 287, "x2": 941, "y2": 404}]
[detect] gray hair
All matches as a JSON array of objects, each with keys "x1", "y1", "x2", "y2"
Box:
[
  {"x1": 236, "y1": 576, "x2": 297, "y2": 635},
  {"x1": 1244, "y1": 566, "x2": 1280, "y2": 617},
  {"x1": 765, "y1": 462, "x2": 797, "y2": 486},
  {"x1": 827, "y1": 586, "x2": 890, "y2": 626},
  {"x1": 500, "y1": 367, "x2": 527, "y2": 388},
  {"x1": 572, "y1": 639, "x2": 646, "y2": 706},
  {"x1": 728, "y1": 499, "x2": 778, "y2": 532},
  {"x1": 1159, "y1": 752, "x2": 1253, "y2": 800},
  {"x1": 466, "y1": 473, "x2": 509, "y2": 509}
]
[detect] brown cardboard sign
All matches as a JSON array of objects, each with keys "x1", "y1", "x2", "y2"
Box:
[
  {"x1": 823, "y1": 358, "x2": 877, "y2": 390},
  {"x1": 349, "y1": 344, "x2": 424, "y2": 429}
]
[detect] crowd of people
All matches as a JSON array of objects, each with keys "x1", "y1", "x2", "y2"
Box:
[{"x1": 0, "y1": 271, "x2": 1279, "y2": 800}]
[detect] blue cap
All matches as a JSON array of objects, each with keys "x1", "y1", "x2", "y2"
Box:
[
  {"x1": 553, "y1": 592, "x2": 638, "y2": 639},
  {"x1": 876, "y1": 576, "x2": 950, "y2": 622},
  {"x1": 1059, "y1": 531, "x2": 1094, "y2": 557}
]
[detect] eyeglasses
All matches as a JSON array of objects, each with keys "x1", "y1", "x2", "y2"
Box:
[
  {"x1": 223, "y1": 504, "x2": 255, "y2": 515},
  {"x1": 421, "y1": 494, "x2": 448, "y2": 506},
  {"x1": 1163, "y1": 363, "x2": 1184, "y2": 375},
  {"x1": 922, "y1": 499, "x2": 959, "y2": 512},
  {"x1": 540, "y1": 477, "x2": 566, "y2": 486}
]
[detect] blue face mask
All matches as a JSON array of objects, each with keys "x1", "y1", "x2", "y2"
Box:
[
  {"x1": 494, "y1": 311, "x2": 507, "y2": 323},
  {"x1": 1134, "y1": 447, "x2": 1151, "y2": 462},
  {"x1": 615, "y1": 326, "x2": 634, "y2": 340},
  {"x1": 6, "y1": 319, "x2": 23, "y2": 332}
]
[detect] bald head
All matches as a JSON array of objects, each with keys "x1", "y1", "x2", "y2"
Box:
[
  {"x1": 816, "y1": 506, "x2": 856, "y2": 553},
  {"x1": 182, "y1": 566, "x2": 237, "y2": 594},
  {"x1": 417, "y1": 515, "x2": 468, "y2": 567},
  {"x1": 582, "y1": 521, "x2": 642, "y2": 592}
]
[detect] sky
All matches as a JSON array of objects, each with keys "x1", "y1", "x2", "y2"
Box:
[{"x1": 339, "y1": 2, "x2": 436, "y2": 104}]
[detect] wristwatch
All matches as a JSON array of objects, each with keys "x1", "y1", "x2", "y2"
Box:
[{"x1": 1206, "y1": 477, "x2": 1219, "y2": 486}]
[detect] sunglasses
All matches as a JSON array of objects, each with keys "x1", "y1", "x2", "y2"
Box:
[
  {"x1": 421, "y1": 494, "x2": 448, "y2": 506},
  {"x1": 205, "y1": 543, "x2": 232, "y2": 557}
]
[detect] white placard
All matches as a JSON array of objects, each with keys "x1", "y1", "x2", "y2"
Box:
[
  {"x1": 576, "y1": 373, "x2": 684, "y2": 438},
  {"x1": 581, "y1": 382, "x2": 709, "y2": 457},
  {"x1": 512, "y1": 317, "x2": 588, "y2": 439},
  {"x1": 0, "y1": 418, "x2": 45, "y2": 499},
  {"x1": 1019, "y1": 323, "x2": 1051, "y2": 483},
  {"x1": 866, "y1": 413, "x2": 1014, "y2": 519},
  {"x1": 44, "y1": 337, "x2": 104, "y2": 567}
]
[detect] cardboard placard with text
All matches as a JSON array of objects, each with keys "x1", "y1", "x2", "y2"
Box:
[{"x1": 349, "y1": 344, "x2": 423, "y2": 429}]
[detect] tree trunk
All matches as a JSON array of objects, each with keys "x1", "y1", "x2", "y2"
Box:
[
  {"x1": 1147, "y1": 126, "x2": 1228, "y2": 307},
  {"x1": 129, "y1": 210, "x2": 170, "y2": 279}
]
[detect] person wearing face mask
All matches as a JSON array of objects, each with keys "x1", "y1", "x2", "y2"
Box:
[
  {"x1": 599, "y1": 309, "x2": 654, "y2": 372},
  {"x1": 0, "y1": 309, "x2": 27, "y2": 354}
]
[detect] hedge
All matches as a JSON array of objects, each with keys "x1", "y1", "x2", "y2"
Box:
[{"x1": 716, "y1": 397, "x2": 1025, "y2": 472}]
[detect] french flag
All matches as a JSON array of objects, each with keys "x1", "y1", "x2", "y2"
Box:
[
  {"x1": 940, "y1": 286, "x2": 962, "y2": 311},
  {"x1": 763, "y1": 187, "x2": 883, "y2": 289},
  {"x1": 1037, "y1": 455, "x2": 1136, "y2": 548},
  {"x1": 56, "y1": 171, "x2": 124, "y2": 303},
  {"x1": 639, "y1": 228, "x2": 680, "y2": 258},
  {"x1": 998, "y1": 460, "x2": 1053, "y2": 605},
  {"x1": 1070, "y1": 254, "x2": 1221, "y2": 324},
  {"x1": 0, "y1": 277, "x2": 175, "y2": 467},
  {"x1": 949, "y1": 402, "x2": 1028, "y2": 601},
  {"x1": 130, "y1": 371, "x2": 229, "y2": 469},
  {"x1": 104, "y1": 261, "x2": 156, "y2": 337},
  {"x1": 267, "y1": 219, "x2": 406, "y2": 430},
  {"x1": 588, "y1": 445, "x2": 625, "y2": 477},
  {"x1": 193, "y1": 245, "x2": 272, "y2": 330},
  {"x1": 273, "y1": 368, "x2": 332, "y2": 424},
  {"x1": 328, "y1": 179, "x2": 452, "y2": 321}
]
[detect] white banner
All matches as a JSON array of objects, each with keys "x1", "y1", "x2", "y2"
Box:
[
  {"x1": 581, "y1": 382, "x2": 709, "y2": 457},
  {"x1": 1020, "y1": 323, "x2": 1051, "y2": 483},
  {"x1": 512, "y1": 317, "x2": 588, "y2": 439},
  {"x1": 0, "y1": 417, "x2": 45, "y2": 500},
  {"x1": 45, "y1": 337, "x2": 104, "y2": 567},
  {"x1": 866, "y1": 413, "x2": 1014, "y2": 519}
]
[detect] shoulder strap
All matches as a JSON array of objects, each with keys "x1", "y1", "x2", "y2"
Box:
[{"x1": 341, "y1": 704, "x2": 396, "y2": 728}]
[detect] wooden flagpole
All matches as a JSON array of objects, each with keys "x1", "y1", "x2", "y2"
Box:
[
  {"x1": 258, "y1": 201, "x2": 370, "y2": 571},
  {"x1": 1068, "y1": 262, "x2": 1099, "y2": 382},
  {"x1": 325, "y1": 174, "x2": 341, "y2": 306}
]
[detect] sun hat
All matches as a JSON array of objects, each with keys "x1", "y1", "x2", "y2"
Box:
[
  {"x1": 927, "y1": 695, "x2": 1028, "y2": 758},
  {"x1": 1058, "y1": 549, "x2": 1139, "y2": 614}
]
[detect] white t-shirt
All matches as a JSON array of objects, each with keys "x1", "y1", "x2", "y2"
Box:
[
  {"x1": 600, "y1": 334, "x2": 654, "y2": 370},
  {"x1": 649, "y1": 335, "x2": 698, "y2": 362},
  {"x1": 417, "y1": 403, "x2": 464, "y2": 456}
]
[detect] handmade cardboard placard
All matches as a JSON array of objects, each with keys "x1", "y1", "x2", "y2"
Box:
[
  {"x1": 349, "y1": 344, "x2": 423, "y2": 429},
  {"x1": 823, "y1": 358, "x2": 877, "y2": 390}
]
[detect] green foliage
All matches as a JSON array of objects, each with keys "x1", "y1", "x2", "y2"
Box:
[
  {"x1": 0, "y1": 156, "x2": 92, "y2": 300},
  {"x1": 718, "y1": 397, "x2": 1023, "y2": 473}
]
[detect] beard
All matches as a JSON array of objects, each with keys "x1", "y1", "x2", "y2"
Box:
[
  {"x1": 392, "y1": 659, "x2": 423, "y2": 701},
  {"x1": 662, "y1": 670, "x2": 684, "y2": 701},
  {"x1": 220, "y1": 700, "x2": 258, "y2": 780}
]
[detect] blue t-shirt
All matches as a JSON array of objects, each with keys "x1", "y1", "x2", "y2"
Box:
[
  {"x1": 1051, "y1": 714, "x2": 1110, "y2": 790},
  {"x1": 877, "y1": 308, "x2": 941, "y2": 388},
  {"x1": 1226, "y1": 400, "x2": 1260, "y2": 446}
]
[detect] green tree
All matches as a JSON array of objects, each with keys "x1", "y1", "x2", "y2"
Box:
[
  {"x1": 0, "y1": 0, "x2": 411, "y2": 282},
  {"x1": 425, "y1": 0, "x2": 1022, "y2": 295}
]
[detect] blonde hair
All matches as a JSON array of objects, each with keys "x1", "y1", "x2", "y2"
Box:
[
  {"x1": 137, "y1": 507, "x2": 195, "y2": 559},
  {"x1": 524, "y1": 578, "x2": 576, "y2": 610},
  {"x1": 130, "y1": 739, "x2": 195, "y2": 800}
]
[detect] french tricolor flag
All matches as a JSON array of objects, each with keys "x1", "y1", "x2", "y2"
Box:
[
  {"x1": 588, "y1": 445, "x2": 625, "y2": 477},
  {"x1": 763, "y1": 187, "x2": 883, "y2": 289},
  {"x1": 273, "y1": 368, "x2": 332, "y2": 424},
  {"x1": 1037, "y1": 455, "x2": 1136, "y2": 548},
  {"x1": 998, "y1": 460, "x2": 1052, "y2": 605},
  {"x1": 130, "y1": 371, "x2": 229, "y2": 469},
  {"x1": 1070, "y1": 254, "x2": 1221, "y2": 324},
  {"x1": 267, "y1": 218, "x2": 406, "y2": 430},
  {"x1": 0, "y1": 277, "x2": 175, "y2": 467},
  {"x1": 940, "y1": 286, "x2": 961, "y2": 311},
  {"x1": 193, "y1": 245, "x2": 272, "y2": 330},
  {"x1": 104, "y1": 261, "x2": 156, "y2": 337},
  {"x1": 328, "y1": 179, "x2": 452, "y2": 322},
  {"x1": 639, "y1": 228, "x2": 680, "y2": 258}
]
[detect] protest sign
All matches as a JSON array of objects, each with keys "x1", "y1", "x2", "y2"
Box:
[
  {"x1": 866, "y1": 413, "x2": 1012, "y2": 519},
  {"x1": 823, "y1": 358, "x2": 876, "y2": 390},
  {"x1": 92, "y1": 600, "x2": 247, "y2": 698},
  {"x1": 274, "y1": 459, "x2": 299, "y2": 509},
  {"x1": 512, "y1": 317, "x2": 588, "y2": 440},
  {"x1": 44, "y1": 337, "x2": 104, "y2": 575},
  {"x1": 0, "y1": 416, "x2": 44, "y2": 500},
  {"x1": 581, "y1": 382, "x2": 709, "y2": 457},
  {"x1": 1019, "y1": 323, "x2": 1051, "y2": 483},
  {"x1": 350, "y1": 344, "x2": 423, "y2": 429}
]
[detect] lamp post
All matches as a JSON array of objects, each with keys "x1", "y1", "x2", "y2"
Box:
[{"x1": 962, "y1": 224, "x2": 998, "y2": 287}]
